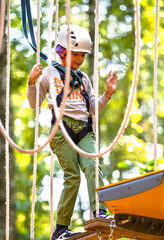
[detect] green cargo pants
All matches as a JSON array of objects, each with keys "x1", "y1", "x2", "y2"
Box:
[{"x1": 50, "y1": 116, "x2": 106, "y2": 226}]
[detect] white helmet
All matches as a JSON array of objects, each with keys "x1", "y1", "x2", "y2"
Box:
[{"x1": 57, "y1": 24, "x2": 92, "y2": 53}]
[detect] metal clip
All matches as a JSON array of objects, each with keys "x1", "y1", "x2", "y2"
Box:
[
  {"x1": 109, "y1": 219, "x2": 115, "y2": 240},
  {"x1": 97, "y1": 230, "x2": 102, "y2": 240}
]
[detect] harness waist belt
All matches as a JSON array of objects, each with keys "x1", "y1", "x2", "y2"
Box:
[{"x1": 51, "y1": 110, "x2": 93, "y2": 144}]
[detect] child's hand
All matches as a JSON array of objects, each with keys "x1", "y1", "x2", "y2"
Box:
[
  {"x1": 29, "y1": 63, "x2": 42, "y2": 85},
  {"x1": 105, "y1": 71, "x2": 118, "y2": 99}
]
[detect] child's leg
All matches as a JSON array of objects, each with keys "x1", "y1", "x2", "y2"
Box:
[
  {"x1": 50, "y1": 128, "x2": 81, "y2": 226},
  {"x1": 78, "y1": 131, "x2": 106, "y2": 213}
]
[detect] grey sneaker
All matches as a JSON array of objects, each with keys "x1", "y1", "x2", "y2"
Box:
[{"x1": 52, "y1": 229, "x2": 81, "y2": 240}]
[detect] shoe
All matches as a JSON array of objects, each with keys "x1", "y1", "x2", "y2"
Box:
[
  {"x1": 93, "y1": 210, "x2": 114, "y2": 219},
  {"x1": 52, "y1": 229, "x2": 81, "y2": 240}
]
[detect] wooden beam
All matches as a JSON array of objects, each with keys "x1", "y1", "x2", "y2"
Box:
[
  {"x1": 84, "y1": 218, "x2": 164, "y2": 240},
  {"x1": 69, "y1": 218, "x2": 164, "y2": 239}
]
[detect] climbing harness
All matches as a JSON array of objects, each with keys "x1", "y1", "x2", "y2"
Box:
[
  {"x1": 51, "y1": 67, "x2": 93, "y2": 145},
  {"x1": 21, "y1": 0, "x2": 94, "y2": 144}
]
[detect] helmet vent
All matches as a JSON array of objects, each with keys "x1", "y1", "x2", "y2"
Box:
[{"x1": 70, "y1": 31, "x2": 76, "y2": 40}]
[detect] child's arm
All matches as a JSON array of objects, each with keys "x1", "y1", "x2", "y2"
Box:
[
  {"x1": 105, "y1": 71, "x2": 118, "y2": 99},
  {"x1": 86, "y1": 70, "x2": 118, "y2": 115},
  {"x1": 27, "y1": 64, "x2": 48, "y2": 109},
  {"x1": 29, "y1": 63, "x2": 42, "y2": 85}
]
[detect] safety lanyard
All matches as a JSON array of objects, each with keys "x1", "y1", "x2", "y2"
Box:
[
  {"x1": 21, "y1": 0, "x2": 82, "y2": 86},
  {"x1": 21, "y1": 0, "x2": 48, "y2": 62}
]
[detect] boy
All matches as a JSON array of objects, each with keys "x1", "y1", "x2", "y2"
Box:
[{"x1": 27, "y1": 25, "x2": 118, "y2": 240}]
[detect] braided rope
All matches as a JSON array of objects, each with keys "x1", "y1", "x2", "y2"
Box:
[
  {"x1": 47, "y1": 0, "x2": 55, "y2": 237},
  {"x1": 50, "y1": 151, "x2": 54, "y2": 238},
  {"x1": 153, "y1": 0, "x2": 159, "y2": 171},
  {"x1": 5, "y1": 1, "x2": 10, "y2": 239},
  {"x1": 94, "y1": 0, "x2": 99, "y2": 217},
  {"x1": 54, "y1": 0, "x2": 58, "y2": 60},
  {"x1": 30, "y1": 0, "x2": 40, "y2": 237}
]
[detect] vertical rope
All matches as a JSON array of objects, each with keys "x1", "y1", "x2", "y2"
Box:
[
  {"x1": 5, "y1": 0, "x2": 10, "y2": 239},
  {"x1": 50, "y1": 151, "x2": 54, "y2": 238},
  {"x1": 153, "y1": 0, "x2": 159, "y2": 171},
  {"x1": 0, "y1": 0, "x2": 6, "y2": 51},
  {"x1": 54, "y1": 0, "x2": 58, "y2": 60},
  {"x1": 48, "y1": 0, "x2": 54, "y2": 66},
  {"x1": 65, "y1": 0, "x2": 71, "y2": 96},
  {"x1": 30, "y1": 0, "x2": 40, "y2": 239},
  {"x1": 94, "y1": 0, "x2": 99, "y2": 217},
  {"x1": 47, "y1": 0, "x2": 54, "y2": 237}
]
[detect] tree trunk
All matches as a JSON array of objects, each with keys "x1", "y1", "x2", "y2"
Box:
[{"x1": 0, "y1": 3, "x2": 16, "y2": 239}]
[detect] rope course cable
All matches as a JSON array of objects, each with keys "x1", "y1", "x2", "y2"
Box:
[
  {"x1": 30, "y1": 0, "x2": 41, "y2": 238},
  {"x1": 47, "y1": 0, "x2": 57, "y2": 237},
  {"x1": 5, "y1": 1, "x2": 10, "y2": 239},
  {"x1": 153, "y1": 0, "x2": 159, "y2": 171},
  {"x1": 50, "y1": 151, "x2": 54, "y2": 238},
  {"x1": 94, "y1": 0, "x2": 100, "y2": 217},
  {"x1": 54, "y1": 0, "x2": 58, "y2": 60}
]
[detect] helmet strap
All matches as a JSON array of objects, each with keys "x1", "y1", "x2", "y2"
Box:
[{"x1": 60, "y1": 49, "x2": 67, "y2": 60}]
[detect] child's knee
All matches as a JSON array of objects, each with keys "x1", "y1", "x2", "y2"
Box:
[{"x1": 72, "y1": 174, "x2": 81, "y2": 187}]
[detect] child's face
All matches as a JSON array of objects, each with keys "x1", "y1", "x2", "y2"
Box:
[{"x1": 70, "y1": 51, "x2": 86, "y2": 70}]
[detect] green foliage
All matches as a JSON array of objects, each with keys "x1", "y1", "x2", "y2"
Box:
[{"x1": 6, "y1": 0, "x2": 164, "y2": 239}]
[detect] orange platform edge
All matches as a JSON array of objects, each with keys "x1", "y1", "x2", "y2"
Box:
[{"x1": 97, "y1": 170, "x2": 164, "y2": 220}]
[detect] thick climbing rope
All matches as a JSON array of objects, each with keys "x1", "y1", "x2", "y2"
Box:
[
  {"x1": 153, "y1": 0, "x2": 159, "y2": 171},
  {"x1": 5, "y1": 1, "x2": 10, "y2": 239},
  {"x1": 94, "y1": 0, "x2": 99, "y2": 217},
  {"x1": 50, "y1": 151, "x2": 54, "y2": 238},
  {"x1": 0, "y1": 0, "x2": 6, "y2": 51},
  {"x1": 54, "y1": 0, "x2": 58, "y2": 60},
  {"x1": 47, "y1": 0, "x2": 57, "y2": 237},
  {"x1": 30, "y1": 0, "x2": 41, "y2": 238}
]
